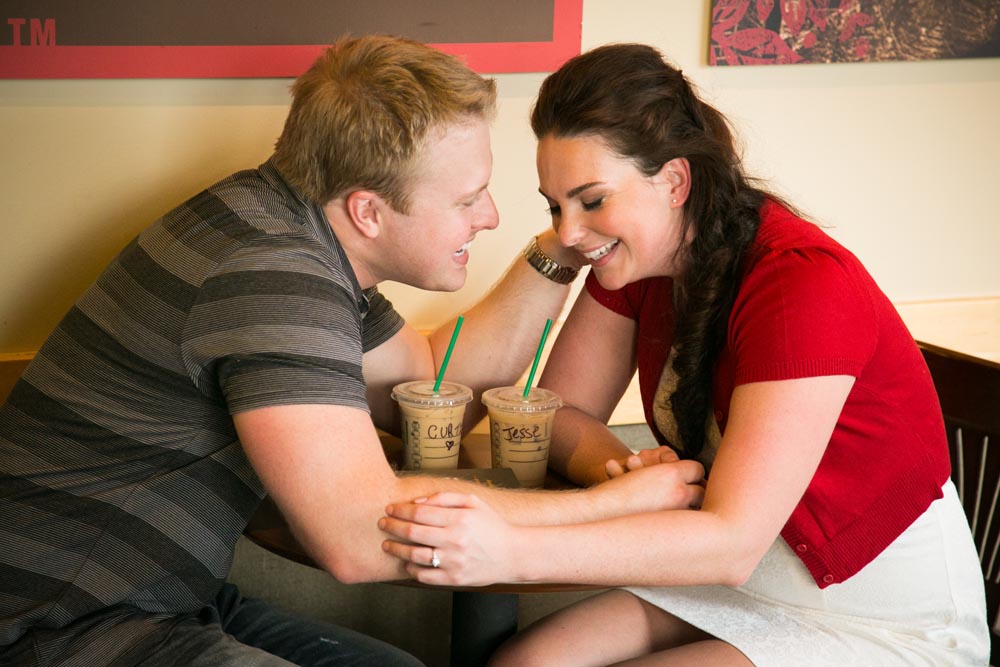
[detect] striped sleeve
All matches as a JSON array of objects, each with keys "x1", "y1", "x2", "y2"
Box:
[
  {"x1": 361, "y1": 287, "x2": 405, "y2": 353},
  {"x1": 182, "y1": 242, "x2": 372, "y2": 414}
]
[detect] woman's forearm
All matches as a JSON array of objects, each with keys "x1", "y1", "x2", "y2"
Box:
[{"x1": 508, "y1": 508, "x2": 757, "y2": 588}]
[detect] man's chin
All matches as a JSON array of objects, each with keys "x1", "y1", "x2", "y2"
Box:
[
  {"x1": 414, "y1": 272, "x2": 466, "y2": 293},
  {"x1": 434, "y1": 280, "x2": 466, "y2": 293}
]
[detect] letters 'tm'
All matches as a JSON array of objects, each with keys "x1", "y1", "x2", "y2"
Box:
[{"x1": 7, "y1": 18, "x2": 57, "y2": 46}]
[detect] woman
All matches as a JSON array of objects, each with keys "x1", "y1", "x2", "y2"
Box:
[{"x1": 378, "y1": 43, "x2": 989, "y2": 665}]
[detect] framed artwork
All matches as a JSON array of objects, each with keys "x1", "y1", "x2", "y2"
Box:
[
  {"x1": 710, "y1": 0, "x2": 1000, "y2": 66},
  {"x1": 0, "y1": 0, "x2": 582, "y2": 77}
]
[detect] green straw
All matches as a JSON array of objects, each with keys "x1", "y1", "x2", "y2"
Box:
[
  {"x1": 523, "y1": 318, "x2": 553, "y2": 398},
  {"x1": 433, "y1": 315, "x2": 464, "y2": 393}
]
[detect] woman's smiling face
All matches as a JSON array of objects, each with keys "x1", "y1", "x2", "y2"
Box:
[{"x1": 536, "y1": 133, "x2": 689, "y2": 291}]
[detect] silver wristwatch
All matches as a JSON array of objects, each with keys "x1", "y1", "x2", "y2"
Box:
[{"x1": 522, "y1": 235, "x2": 579, "y2": 284}]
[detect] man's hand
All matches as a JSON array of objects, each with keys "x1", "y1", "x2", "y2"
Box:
[{"x1": 604, "y1": 445, "x2": 682, "y2": 479}]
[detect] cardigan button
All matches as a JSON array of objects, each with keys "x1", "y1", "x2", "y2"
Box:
[
  {"x1": 795, "y1": 543, "x2": 808, "y2": 552},
  {"x1": 822, "y1": 574, "x2": 835, "y2": 584}
]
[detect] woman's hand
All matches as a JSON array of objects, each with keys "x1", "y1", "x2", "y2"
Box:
[
  {"x1": 598, "y1": 457, "x2": 705, "y2": 512},
  {"x1": 604, "y1": 445, "x2": 682, "y2": 479},
  {"x1": 378, "y1": 492, "x2": 519, "y2": 587}
]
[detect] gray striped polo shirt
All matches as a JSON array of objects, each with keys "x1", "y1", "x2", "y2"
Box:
[{"x1": 0, "y1": 159, "x2": 404, "y2": 661}]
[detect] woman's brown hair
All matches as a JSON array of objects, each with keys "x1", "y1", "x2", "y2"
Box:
[{"x1": 532, "y1": 43, "x2": 782, "y2": 457}]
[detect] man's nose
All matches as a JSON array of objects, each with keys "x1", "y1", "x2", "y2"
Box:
[{"x1": 476, "y1": 192, "x2": 499, "y2": 231}]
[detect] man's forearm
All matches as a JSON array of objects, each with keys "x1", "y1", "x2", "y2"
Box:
[
  {"x1": 429, "y1": 230, "x2": 581, "y2": 427},
  {"x1": 547, "y1": 406, "x2": 636, "y2": 487},
  {"x1": 390, "y1": 468, "x2": 652, "y2": 528}
]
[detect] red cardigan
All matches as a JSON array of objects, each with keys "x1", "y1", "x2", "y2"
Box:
[{"x1": 586, "y1": 201, "x2": 951, "y2": 587}]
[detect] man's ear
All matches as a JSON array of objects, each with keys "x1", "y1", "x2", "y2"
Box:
[
  {"x1": 659, "y1": 157, "x2": 691, "y2": 208},
  {"x1": 344, "y1": 189, "x2": 384, "y2": 239}
]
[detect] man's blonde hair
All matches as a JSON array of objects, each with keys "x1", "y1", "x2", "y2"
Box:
[{"x1": 273, "y1": 34, "x2": 497, "y2": 212}]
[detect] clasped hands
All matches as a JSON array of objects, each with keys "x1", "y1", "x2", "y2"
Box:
[
  {"x1": 377, "y1": 446, "x2": 704, "y2": 586},
  {"x1": 604, "y1": 444, "x2": 688, "y2": 479}
]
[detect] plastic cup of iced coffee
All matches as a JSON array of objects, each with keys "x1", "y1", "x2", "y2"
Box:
[
  {"x1": 481, "y1": 386, "x2": 562, "y2": 488},
  {"x1": 391, "y1": 380, "x2": 473, "y2": 470}
]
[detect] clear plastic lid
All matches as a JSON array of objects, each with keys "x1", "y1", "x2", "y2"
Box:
[
  {"x1": 391, "y1": 380, "x2": 473, "y2": 407},
  {"x1": 481, "y1": 386, "x2": 562, "y2": 412}
]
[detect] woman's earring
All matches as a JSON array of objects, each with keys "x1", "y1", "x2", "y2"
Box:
[{"x1": 672, "y1": 198, "x2": 678, "y2": 204}]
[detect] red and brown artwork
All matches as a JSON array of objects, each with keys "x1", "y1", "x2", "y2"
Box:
[{"x1": 710, "y1": 0, "x2": 1000, "y2": 65}]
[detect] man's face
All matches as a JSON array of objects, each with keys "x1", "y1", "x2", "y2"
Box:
[{"x1": 381, "y1": 119, "x2": 499, "y2": 292}]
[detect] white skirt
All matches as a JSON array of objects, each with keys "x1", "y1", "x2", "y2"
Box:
[{"x1": 627, "y1": 481, "x2": 990, "y2": 666}]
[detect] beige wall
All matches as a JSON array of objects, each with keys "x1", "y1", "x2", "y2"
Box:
[{"x1": 2, "y1": 0, "x2": 999, "y2": 354}]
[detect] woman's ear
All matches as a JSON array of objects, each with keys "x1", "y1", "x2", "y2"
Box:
[
  {"x1": 660, "y1": 157, "x2": 691, "y2": 208},
  {"x1": 344, "y1": 189, "x2": 383, "y2": 239}
]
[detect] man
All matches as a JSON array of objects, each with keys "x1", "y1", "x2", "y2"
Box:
[{"x1": 0, "y1": 35, "x2": 701, "y2": 667}]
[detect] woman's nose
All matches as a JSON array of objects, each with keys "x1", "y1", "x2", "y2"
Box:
[{"x1": 555, "y1": 213, "x2": 584, "y2": 249}]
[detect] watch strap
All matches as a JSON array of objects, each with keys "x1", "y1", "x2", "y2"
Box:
[{"x1": 522, "y1": 236, "x2": 579, "y2": 285}]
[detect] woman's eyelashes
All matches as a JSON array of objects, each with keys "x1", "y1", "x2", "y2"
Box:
[{"x1": 544, "y1": 197, "x2": 604, "y2": 217}]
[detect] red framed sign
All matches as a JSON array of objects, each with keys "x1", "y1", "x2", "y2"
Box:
[{"x1": 0, "y1": 0, "x2": 582, "y2": 77}]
